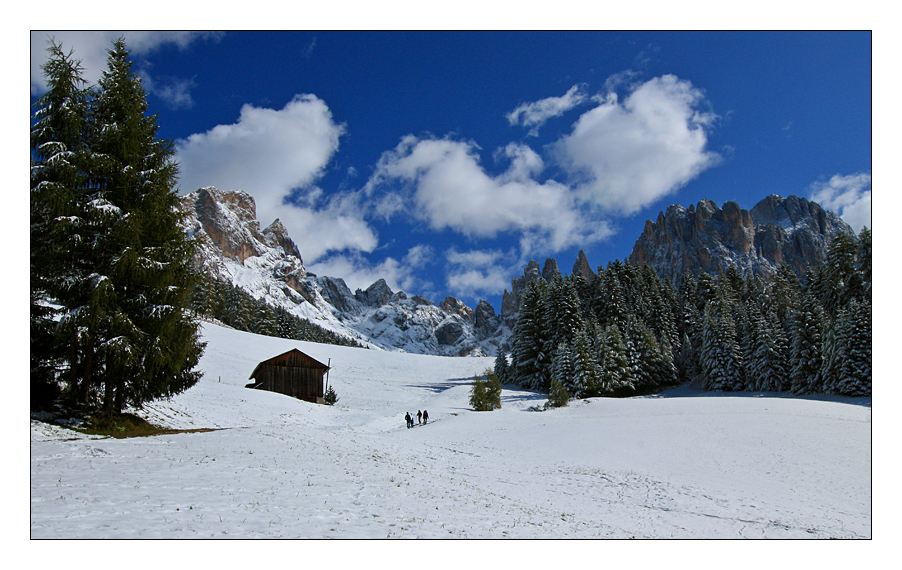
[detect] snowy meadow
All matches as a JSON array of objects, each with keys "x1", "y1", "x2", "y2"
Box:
[{"x1": 30, "y1": 322, "x2": 871, "y2": 540}]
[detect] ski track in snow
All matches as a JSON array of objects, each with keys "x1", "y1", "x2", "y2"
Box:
[{"x1": 30, "y1": 323, "x2": 871, "y2": 539}]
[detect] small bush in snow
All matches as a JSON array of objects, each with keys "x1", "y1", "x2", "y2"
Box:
[
  {"x1": 469, "y1": 369, "x2": 501, "y2": 411},
  {"x1": 545, "y1": 378, "x2": 570, "y2": 409},
  {"x1": 324, "y1": 386, "x2": 339, "y2": 405}
]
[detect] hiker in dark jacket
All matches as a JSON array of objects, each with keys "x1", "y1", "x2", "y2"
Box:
[
  {"x1": 422, "y1": 410, "x2": 429, "y2": 424},
  {"x1": 405, "y1": 412, "x2": 412, "y2": 428},
  {"x1": 417, "y1": 410, "x2": 422, "y2": 424}
]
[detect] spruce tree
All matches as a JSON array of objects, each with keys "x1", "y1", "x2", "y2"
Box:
[
  {"x1": 736, "y1": 303, "x2": 757, "y2": 391},
  {"x1": 485, "y1": 369, "x2": 502, "y2": 409},
  {"x1": 751, "y1": 308, "x2": 790, "y2": 392},
  {"x1": 701, "y1": 292, "x2": 743, "y2": 391},
  {"x1": 593, "y1": 267, "x2": 628, "y2": 331},
  {"x1": 571, "y1": 328, "x2": 600, "y2": 399},
  {"x1": 509, "y1": 280, "x2": 549, "y2": 390},
  {"x1": 90, "y1": 38, "x2": 204, "y2": 412},
  {"x1": 551, "y1": 342, "x2": 578, "y2": 398},
  {"x1": 598, "y1": 323, "x2": 632, "y2": 394},
  {"x1": 31, "y1": 40, "x2": 94, "y2": 408},
  {"x1": 469, "y1": 374, "x2": 487, "y2": 410},
  {"x1": 469, "y1": 370, "x2": 501, "y2": 411},
  {"x1": 625, "y1": 316, "x2": 656, "y2": 392},
  {"x1": 857, "y1": 227, "x2": 871, "y2": 300},
  {"x1": 822, "y1": 232, "x2": 860, "y2": 317},
  {"x1": 31, "y1": 38, "x2": 205, "y2": 414},
  {"x1": 493, "y1": 349, "x2": 510, "y2": 384},
  {"x1": 545, "y1": 276, "x2": 583, "y2": 350},
  {"x1": 546, "y1": 377, "x2": 570, "y2": 408},
  {"x1": 789, "y1": 291, "x2": 826, "y2": 394},
  {"x1": 830, "y1": 299, "x2": 871, "y2": 396}
]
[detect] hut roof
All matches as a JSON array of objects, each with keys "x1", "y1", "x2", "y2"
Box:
[{"x1": 248, "y1": 348, "x2": 330, "y2": 379}]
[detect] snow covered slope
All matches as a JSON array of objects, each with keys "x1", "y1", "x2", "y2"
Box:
[{"x1": 30, "y1": 322, "x2": 871, "y2": 539}]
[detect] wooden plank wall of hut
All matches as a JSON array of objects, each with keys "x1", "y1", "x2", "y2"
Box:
[{"x1": 257, "y1": 365, "x2": 324, "y2": 403}]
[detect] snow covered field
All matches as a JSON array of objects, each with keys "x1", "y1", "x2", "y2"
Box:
[{"x1": 30, "y1": 322, "x2": 871, "y2": 540}]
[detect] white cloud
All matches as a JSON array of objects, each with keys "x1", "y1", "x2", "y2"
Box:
[
  {"x1": 808, "y1": 172, "x2": 872, "y2": 233},
  {"x1": 308, "y1": 245, "x2": 435, "y2": 295},
  {"x1": 31, "y1": 31, "x2": 219, "y2": 94},
  {"x1": 494, "y1": 143, "x2": 545, "y2": 183},
  {"x1": 365, "y1": 135, "x2": 612, "y2": 254},
  {"x1": 174, "y1": 95, "x2": 375, "y2": 262},
  {"x1": 139, "y1": 72, "x2": 197, "y2": 109},
  {"x1": 506, "y1": 84, "x2": 588, "y2": 136},
  {"x1": 273, "y1": 190, "x2": 379, "y2": 263},
  {"x1": 404, "y1": 244, "x2": 435, "y2": 269},
  {"x1": 444, "y1": 248, "x2": 513, "y2": 298},
  {"x1": 555, "y1": 74, "x2": 720, "y2": 215}
]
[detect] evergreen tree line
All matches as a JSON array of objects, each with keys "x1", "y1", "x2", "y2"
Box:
[
  {"x1": 188, "y1": 274, "x2": 366, "y2": 349},
  {"x1": 31, "y1": 39, "x2": 204, "y2": 413},
  {"x1": 495, "y1": 229, "x2": 871, "y2": 400}
]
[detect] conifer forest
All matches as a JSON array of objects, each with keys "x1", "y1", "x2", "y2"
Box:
[{"x1": 499, "y1": 229, "x2": 871, "y2": 400}]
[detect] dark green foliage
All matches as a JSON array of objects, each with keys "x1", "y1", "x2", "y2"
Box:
[
  {"x1": 31, "y1": 38, "x2": 206, "y2": 414},
  {"x1": 546, "y1": 377, "x2": 570, "y2": 409},
  {"x1": 505, "y1": 228, "x2": 870, "y2": 398},
  {"x1": 493, "y1": 349, "x2": 510, "y2": 384},
  {"x1": 469, "y1": 369, "x2": 502, "y2": 411},
  {"x1": 509, "y1": 280, "x2": 550, "y2": 391},
  {"x1": 789, "y1": 291, "x2": 826, "y2": 394},
  {"x1": 31, "y1": 40, "x2": 93, "y2": 410},
  {"x1": 550, "y1": 342, "x2": 577, "y2": 399},
  {"x1": 701, "y1": 293, "x2": 743, "y2": 391},
  {"x1": 857, "y1": 227, "x2": 871, "y2": 299},
  {"x1": 324, "y1": 385, "x2": 339, "y2": 405},
  {"x1": 822, "y1": 298, "x2": 871, "y2": 396},
  {"x1": 598, "y1": 323, "x2": 633, "y2": 394}
]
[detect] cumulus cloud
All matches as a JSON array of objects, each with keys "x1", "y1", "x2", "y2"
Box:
[
  {"x1": 139, "y1": 73, "x2": 197, "y2": 109},
  {"x1": 30, "y1": 31, "x2": 220, "y2": 94},
  {"x1": 808, "y1": 172, "x2": 872, "y2": 233},
  {"x1": 365, "y1": 135, "x2": 612, "y2": 255},
  {"x1": 308, "y1": 245, "x2": 435, "y2": 295},
  {"x1": 176, "y1": 94, "x2": 343, "y2": 202},
  {"x1": 174, "y1": 95, "x2": 376, "y2": 262},
  {"x1": 506, "y1": 84, "x2": 588, "y2": 136},
  {"x1": 444, "y1": 248, "x2": 513, "y2": 299},
  {"x1": 554, "y1": 74, "x2": 720, "y2": 215},
  {"x1": 273, "y1": 190, "x2": 379, "y2": 263}
]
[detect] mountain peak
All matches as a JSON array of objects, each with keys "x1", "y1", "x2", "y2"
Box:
[
  {"x1": 179, "y1": 188, "x2": 507, "y2": 356},
  {"x1": 628, "y1": 194, "x2": 854, "y2": 283}
]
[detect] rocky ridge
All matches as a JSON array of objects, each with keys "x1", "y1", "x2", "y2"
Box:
[
  {"x1": 180, "y1": 187, "x2": 507, "y2": 356},
  {"x1": 628, "y1": 194, "x2": 855, "y2": 284},
  {"x1": 496, "y1": 195, "x2": 852, "y2": 326}
]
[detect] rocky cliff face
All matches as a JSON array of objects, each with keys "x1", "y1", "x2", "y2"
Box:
[
  {"x1": 500, "y1": 251, "x2": 592, "y2": 329},
  {"x1": 628, "y1": 195, "x2": 854, "y2": 283},
  {"x1": 180, "y1": 187, "x2": 506, "y2": 356}
]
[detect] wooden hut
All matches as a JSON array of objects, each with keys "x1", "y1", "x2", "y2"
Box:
[{"x1": 246, "y1": 349, "x2": 330, "y2": 404}]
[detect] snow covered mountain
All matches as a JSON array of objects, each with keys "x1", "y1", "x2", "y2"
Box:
[{"x1": 179, "y1": 187, "x2": 508, "y2": 356}]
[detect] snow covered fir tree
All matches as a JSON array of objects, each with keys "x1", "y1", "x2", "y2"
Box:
[
  {"x1": 502, "y1": 229, "x2": 871, "y2": 402},
  {"x1": 31, "y1": 39, "x2": 205, "y2": 414}
]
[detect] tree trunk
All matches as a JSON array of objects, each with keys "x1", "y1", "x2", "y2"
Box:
[{"x1": 79, "y1": 332, "x2": 95, "y2": 406}]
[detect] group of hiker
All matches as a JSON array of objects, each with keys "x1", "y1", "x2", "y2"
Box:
[{"x1": 405, "y1": 409, "x2": 429, "y2": 428}]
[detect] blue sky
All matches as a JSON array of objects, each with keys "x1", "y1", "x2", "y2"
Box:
[{"x1": 30, "y1": 31, "x2": 872, "y2": 311}]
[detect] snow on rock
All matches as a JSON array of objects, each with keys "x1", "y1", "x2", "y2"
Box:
[
  {"x1": 179, "y1": 186, "x2": 507, "y2": 356},
  {"x1": 30, "y1": 322, "x2": 871, "y2": 539}
]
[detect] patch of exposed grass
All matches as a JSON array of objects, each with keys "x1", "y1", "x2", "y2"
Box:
[{"x1": 78, "y1": 413, "x2": 217, "y2": 439}]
